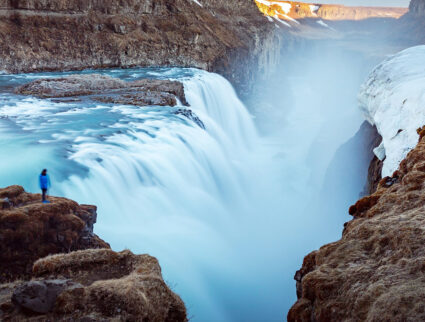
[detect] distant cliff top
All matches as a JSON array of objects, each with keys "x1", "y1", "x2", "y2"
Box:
[{"x1": 255, "y1": 0, "x2": 407, "y2": 21}]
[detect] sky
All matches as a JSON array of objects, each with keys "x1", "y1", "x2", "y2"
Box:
[{"x1": 318, "y1": 0, "x2": 410, "y2": 7}]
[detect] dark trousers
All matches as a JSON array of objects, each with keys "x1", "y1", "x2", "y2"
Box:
[{"x1": 42, "y1": 188, "x2": 47, "y2": 202}]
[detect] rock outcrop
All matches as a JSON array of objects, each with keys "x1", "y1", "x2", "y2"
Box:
[
  {"x1": 0, "y1": 185, "x2": 109, "y2": 282},
  {"x1": 409, "y1": 0, "x2": 425, "y2": 16},
  {"x1": 2, "y1": 249, "x2": 187, "y2": 321},
  {"x1": 0, "y1": 0, "x2": 276, "y2": 96},
  {"x1": 0, "y1": 186, "x2": 187, "y2": 321},
  {"x1": 289, "y1": 129, "x2": 425, "y2": 321},
  {"x1": 396, "y1": 0, "x2": 425, "y2": 44},
  {"x1": 15, "y1": 74, "x2": 188, "y2": 107}
]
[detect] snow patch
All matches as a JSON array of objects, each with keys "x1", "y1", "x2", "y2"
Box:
[
  {"x1": 266, "y1": 15, "x2": 274, "y2": 22},
  {"x1": 274, "y1": 15, "x2": 291, "y2": 27},
  {"x1": 358, "y1": 45, "x2": 425, "y2": 176},
  {"x1": 317, "y1": 20, "x2": 329, "y2": 27},
  {"x1": 310, "y1": 5, "x2": 320, "y2": 13},
  {"x1": 191, "y1": 0, "x2": 203, "y2": 6},
  {"x1": 282, "y1": 14, "x2": 300, "y2": 24}
]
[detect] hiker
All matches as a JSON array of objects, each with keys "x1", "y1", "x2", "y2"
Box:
[{"x1": 39, "y1": 169, "x2": 51, "y2": 203}]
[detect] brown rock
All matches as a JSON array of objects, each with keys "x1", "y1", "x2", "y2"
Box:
[
  {"x1": 11, "y1": 279, "x2": 82, "y2": 314},
  {"x1": 289, "y1": 132, "x2": 425, "y2": 321},
  {"x1": 0, "y1": 186, "x2": 109, "y2": 283},
  {"x1": 15, "y1": 74, "x2": 189, "y2": 107},
  {"x1": 1, "y1": 249, "x2": 187, "y2": 321}
]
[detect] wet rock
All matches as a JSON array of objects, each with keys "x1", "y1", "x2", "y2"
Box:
[
  {"x1": 175, "y1": 109, "x2": 205, "y2": 129},
  {"x1": 11, "y1": 279, "x2": 81, "y2": 314},
  {"x1": 366, "y1": 124, "x2": 384, "y2": 194},
  {"x1": 15, "y1": 74, "x2": 125, "y2": 98},
  {"x1": 15, "y1": 74, "x2": 188, "y2": 107}
]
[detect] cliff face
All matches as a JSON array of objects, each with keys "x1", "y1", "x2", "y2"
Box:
[
  {"x1": 289, "y1": 44, "x2": 425, "y2": 321},
  {"x1": 397, "y1": 0, "x2": 425, "y2": 44},
  {"x1": 289, "y1": 129, "x2": 425, "y2": 321},
  {"x1": 0, "y1": 186, "x2": 187, "y2": 321},
  {"x1": 409, "y1": 0, "x2": 425, "y2": 16},
  {"x1": 0, "y1": 185, "x2": 109, "y2": 282},
  {"x1": 0, "y1": 0, "x2": 276, "y2": 96}
]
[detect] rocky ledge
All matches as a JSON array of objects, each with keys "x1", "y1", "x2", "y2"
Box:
[
  {"x1": 0, "y1": 186, "x2": 187, "y2": 321},
  {"x1": 15, "y1": 74, "x2": 188, "y2": 107},
  {"x1": 288, "y1": 129, "x2": 425, "y2": 321}
]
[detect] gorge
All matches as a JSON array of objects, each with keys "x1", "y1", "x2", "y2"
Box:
[{"x1": 1, "y1": 0, "x2": 425, "y2": 321}]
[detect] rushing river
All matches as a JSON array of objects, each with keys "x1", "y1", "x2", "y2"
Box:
[{"x1": 0, "y1": 58, "x2": 371, "y2": 321}]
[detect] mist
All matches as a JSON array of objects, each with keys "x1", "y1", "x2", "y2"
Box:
[{"x1": 245, "y1": 20, "x2": 410, "y2": 316}]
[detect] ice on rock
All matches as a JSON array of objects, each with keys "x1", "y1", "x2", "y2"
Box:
[{"x1": 359, "y1": 45, "x2": 425, "y2": 177}]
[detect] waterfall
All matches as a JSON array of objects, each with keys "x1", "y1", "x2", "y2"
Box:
[
  {"x1": 0, "y1": 68, "x2": 290, "y2": 321},
  {"x1": 0, "y1": 58, "x2": 370, "y2": 321}
]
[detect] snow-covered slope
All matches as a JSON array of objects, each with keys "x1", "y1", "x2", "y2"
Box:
[{"x1": 359, "y1": 45, "x2": 425, "y2": 177}]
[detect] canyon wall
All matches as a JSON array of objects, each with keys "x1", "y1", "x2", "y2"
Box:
[
  {"x1": 409, "y1": 0, "x2": 425, "y2": 16},
  {"x1": 0, "y1": 0, "x2": 279, "y2": 96},
  {"x1": 288, "y1": 45, "x2": 425, "y2": 322}
]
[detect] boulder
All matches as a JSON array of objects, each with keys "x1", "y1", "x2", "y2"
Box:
[
  {"x1": 15, "y1": 74, "x2": 189, "y2": 107},
  {"x1": 1, "y1": 249, "x2": 187, "y2": 321},
  {"x1": 12, "y1": 279, "x2": 82, "y2": 314}
]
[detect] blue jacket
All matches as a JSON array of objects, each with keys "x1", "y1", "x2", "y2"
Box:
[{"x1": 39, "y1": 174, "x2": 51, "y2": 190}]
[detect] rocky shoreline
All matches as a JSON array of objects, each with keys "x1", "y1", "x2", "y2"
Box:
[{"x1": 0, "y1": 186, "x2": 187, "y2": 321}]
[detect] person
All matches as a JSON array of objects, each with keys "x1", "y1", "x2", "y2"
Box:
[{"x1": 39, "y1": 169, "x2": 51, "y2": 203}]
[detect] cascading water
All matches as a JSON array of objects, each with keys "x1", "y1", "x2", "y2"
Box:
[
  {"x1": 0, "y1": 68, "x2": 292, "y2": 321},
  {"x1": 0, "y1": 52, "x2": 372, "y2": 321}
]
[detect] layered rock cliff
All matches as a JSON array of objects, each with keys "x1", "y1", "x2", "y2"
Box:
[
  {"x1": 0, "y1": 0, "x2": 277, "y2": 96},
  {"x1": 289, "y1": 128, "x2": 425, "y2": 321},
  {"x1": 0, "y1": 186, "x2": 187, "y2": 321}
]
